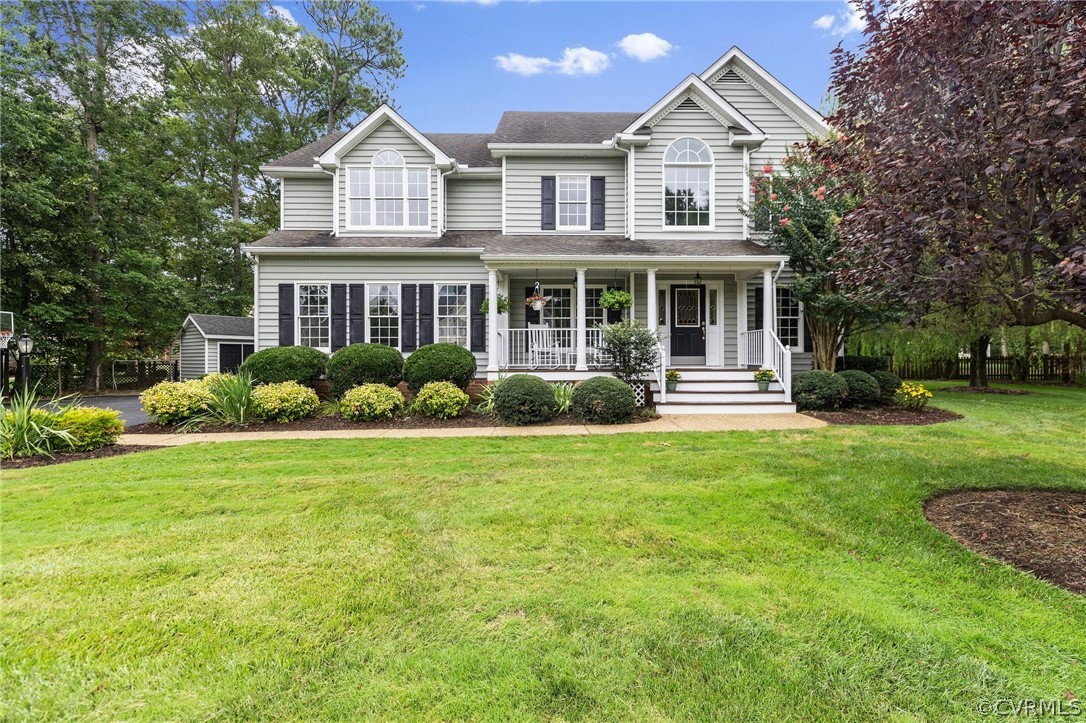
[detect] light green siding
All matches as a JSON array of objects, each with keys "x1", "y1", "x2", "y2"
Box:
[
  {"x1": 282, "y1": 176, "x2": 332, "y2": 230},
  {"x1": 178, "y1": 321, "x2": 206, "y2": 380},
  {"x1": 710, "y1": 68, "x2": 814, "y2": 171},
  {"x1": 446, "y1": 177, "x2": 501, "y2": 230},
  {"x1": 504, "y1": 156, "x2": 625, "y2": 234}
]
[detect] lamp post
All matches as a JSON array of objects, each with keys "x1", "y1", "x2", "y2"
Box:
[{"x1": 16, "y1": 333, "x2": 33, "y2": 395}]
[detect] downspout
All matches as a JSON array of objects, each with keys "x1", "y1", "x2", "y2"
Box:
[
  {"x1": 321, "y1": 168, "x2": 336, "y2": 236},
  {"x1": 611, "y1": 140, "x2": 631, "y2": 240},
  {"x1": 440, "y1": 164, "x2": 458, "y2": 234},
  {"x1": 773, "y1": 259, "x2": 785, "y2": 283}
]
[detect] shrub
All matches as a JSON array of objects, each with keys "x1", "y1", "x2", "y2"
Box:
[
  {"x1": 837, "y1": 370, "x2": 882, "y2": 408},
  {"x1": 252, "y1": 381, "x2": 320, "y2": 422},
  {"x1": 239, "y1": 345, "x2": 326, "y2": 386},
  {"x1": 492, "y1": 374, "x2": 555, "y2": 425},
  {"x1": 0, "y1": 390, "x2": 75, "y2": 459},
  {"x1": 412, "y1": 381, "x2": 470, "y2": 419},
  {"x1": 326, "y1": 343, "x2": 404, "y2": 398},
  {"x1": 600, "y1": 319, "x2": 660, "y2": 386},
  {"x1": 403, "y1": 343, "x2": 477, "y2": 393},
  {"x1": 341, "y1": 383, "x2": 405, "y2": 421},
  {"x1": 140, "y1": 379, "x2": 213, "y2": 424},
  {"x1": 793, "y1": 370, "x2": 849, "y2": 411},
  {"x1": 571, "y1": 376, "x2": 635, "y2": 424},
  {"x1": 837, "y1": 354, "x2": 888, "y2": 373},
  {"x1": 184, "y1": 371, "x2": 257, "y2": 428},
  {"x1": 869, "y1": 370, "x2": 903, "y2": 403},
  {"x1": 552, "y1": 382, "x2": 574, "y2": 414},
  {"x1": 895, "y1": 382, "x2": 933, "y2": 411},
  {"x1": 57, "y1": 407, "x2": 124, "y2": 451}
]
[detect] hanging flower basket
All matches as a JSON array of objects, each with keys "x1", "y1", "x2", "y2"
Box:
[
  {"x1": 525, "y1": 293, "x2": 549, "y2": 310},
  {"x1": 599, "y1": 288, "x2": 633, "y2": 312}
]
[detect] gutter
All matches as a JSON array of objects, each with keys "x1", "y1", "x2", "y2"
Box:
[{"x1": 242, "y1": 245, "x2": 486, "y2": 256}]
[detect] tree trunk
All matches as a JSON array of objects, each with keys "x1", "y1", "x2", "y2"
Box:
[
  {"x1": 807, "y1": 315, "x2": 843, "y2": 372},
  {"x1": 969, "y1": 334, "x2": 991, "y2": 388}
]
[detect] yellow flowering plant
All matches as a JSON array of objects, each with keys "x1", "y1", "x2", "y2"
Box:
[{"x1": 894, "y1": 382, "x2": 933, "y2": 411}]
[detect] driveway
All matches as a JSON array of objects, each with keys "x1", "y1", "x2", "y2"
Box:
[{"x1": 76, "y1": 395, "x2": 148, "y2": 426}]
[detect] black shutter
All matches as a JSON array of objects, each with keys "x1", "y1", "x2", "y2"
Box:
[
  {"x1": 418, "y1": 284, "x2": 435, "y2": 346},
  {"x1": 802, "y1": 308, "x2": 813, "y2": 352},
  {"x1": 590, "y1": 176, "x2": 605, "y2": 230},
  {"x1": 401, "y1": 284, "x2": 417, "y2": 352},
  {"x1": 541, "y1": 176, "x2": 556, "y2": 230},
  {"x1": 525, "y1": 286, "x2": 540, "y2": 325},
  {"x1": 470, "y1": 284, "x2": 486, "y2": 352},
  {"x1": 278, "y1": 284, "x2": 294, "y2": 346},
  {"x1": 753, "y1": 287, "x2": 764, "y2": 330},
  {"x1": 330, "y1": 284, "x2": 347, "y2": 351},
  {"x1": 349, "y1": 284, "x2": 366, "y2": 344}
]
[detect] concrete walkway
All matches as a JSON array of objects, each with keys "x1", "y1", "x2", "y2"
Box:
[{"x1": 120, "y1": 414, "x2": 825, "y2": 446}]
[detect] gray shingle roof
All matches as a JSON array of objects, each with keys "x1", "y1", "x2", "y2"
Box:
[
  {"x1": 188, "y1": 314, "x2": 254, "y2": 338},
  {"x1": 422, "y1": 133, "x2": 498, "y2": 167},
  {"x1": 246, "y1": 230, "x2": 777, "y2": 259},
  {"x1": 266, "y1": 132, "x2": 346, "y2": 168},
  {"x1": 493, "y1": 111, "x2": 642, "y2": 144}
]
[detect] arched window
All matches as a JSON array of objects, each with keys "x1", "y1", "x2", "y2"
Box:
[
  {"x1": 347, "y1": 149, "x2": 430, "y2": 229},
  {"x1": 663, "y1": 137, "x2": 712, "y2": 227}
]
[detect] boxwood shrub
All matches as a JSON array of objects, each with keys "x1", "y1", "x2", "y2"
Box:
[
  {"x1": 412, "y1": 381, "x2": 470, "y2": 419},
  {"x1": 492, "y1": 374, "x2": 554, "y2": 425},
  {"x1": 869, "y1": 370, "x2": 903, "y2": 403},
  {"x1": 837, "y1": 369, "x2": 882, "y2": 408},
  {"x1": 403, "y1": 343, "x2": 477, "y2": 393},
  {"x1": 326, "y1": 343, "x2": 404, "y2": 398},
  {"x1": 792, "y1": 370, "x2": 849, "y2": 411},
  {"x1": 341, "y1": 383, "x2": 405, "y2": 421},
  {"x1": 251, "y1": 381, "x2": 320, "y2": 422},
  {"x1": 571, "y1": 377, "x2": 635, "y2": 424},
  {"x1": 56, "y1": 407, "x2": 124, "y2": 451},
  {"x1": 239, "y1": 346, "x2": 326, "y2": 386}
]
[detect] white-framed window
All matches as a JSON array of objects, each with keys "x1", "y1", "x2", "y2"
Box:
[
  {"x1": 557, "y1": 176, "x2": 589, "y2": 230},
  {"x1": 298, "y1": 283, "x2": 330, "y2": 352},
  {"x1": 776, "y1": 287, "x2": 801, "y2": 349},
  {"x1": 584, "y1": 286, "x2": 607, "y2": 328},
  {"x1": 541, "y1": 286, "x2": 573, "y2": 329},
  {"x1": 345, "y1": 149, "x2": 430, "y2": 230},
  {"x1": 437, "y1": 284, "x2": 469, "y2": 347},
  {"x1": 368, "y1": 283, "x2": 400, "y2": 349},
  {"x1": 663, "y1": 137, "x2": 712, "y2": 227}
]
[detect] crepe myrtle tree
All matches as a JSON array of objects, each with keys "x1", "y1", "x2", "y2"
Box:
[
  {"x1": 742, "y1": 147, "x2": 892, "y2": 371},
  {"x1": 820, "y1": 1, "x2": 1086, "y2": 335}
]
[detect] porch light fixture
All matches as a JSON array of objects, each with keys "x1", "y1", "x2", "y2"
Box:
[{"x1": 694, "y1": 271, "x2": 702, "y2": 284}]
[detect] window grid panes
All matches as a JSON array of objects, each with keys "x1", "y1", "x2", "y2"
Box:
[
  {"x1": 664, "y1": 137, "x2": 712, "y2": 163},
  {"x1": 675, "y1": 289, "x2": 700, "y2": 326},
  {"x1": 585, "y1": 287, "x2": 606, "y2": 328},
  {"x1": 776, "y1": 287, "x2": 801, "y2": 349},
  {"x1": 298, "y1": 284, "x2": 330, "y2": 351},
  {"x1": 348, "y1": 169, "x2": 371, "y2": 227},
  {"x1": 664, "y1": 166, "x2": 711, "y2": 226},
  {"x1": 437, "y1": 284, "x2": 468, "y2": 347},
  {"x1": 541, "y1": 287, "x2": 572, "y2": 328},
  {"x1": 368, "y1": 284, "x2": 400, "y2": 348},
  {"x1": 557, "y1": 176, "x2": 588, "y2": 229},
  {"x1": 346, "y1": 149, "x2": 429, "y2": 229}
]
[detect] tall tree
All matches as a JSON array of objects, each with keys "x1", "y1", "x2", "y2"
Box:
[{"x1": 822, "y1": 1, "x2": 1086, "y2": 332}]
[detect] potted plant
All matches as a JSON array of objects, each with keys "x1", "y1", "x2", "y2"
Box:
[
  {"x1": 479, "y1": 294, "x2": 510, "y2": 315},
  {"x1": 665, "y1": 369, "x2": 681, "y2": 392},
  {"x1": 599, "y1": 288, "x2": 633, "y2": 313},
  {"x1": 754, "y1": 368, "x2": 775, "y2": 391},
  {"x1": 525, "y1": 292, "x2": 549, "y2": 311}
]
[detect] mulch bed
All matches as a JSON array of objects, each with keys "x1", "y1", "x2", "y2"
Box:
[
  {"x1": 3, "y1": 445, "x2": 166, "y2": 470},
  {"x1": 126, "y1": 410, "x2": 656, "y2": 435},
  {"x1": 804, "y1": 407, "x2": 962, "y2": 426},
  {"x1": 940, "y1": 386, "x2": 1034, "y2": 395},
  {"x1": 925, "y1": 490, "x2": 1086, "y2": 594}
]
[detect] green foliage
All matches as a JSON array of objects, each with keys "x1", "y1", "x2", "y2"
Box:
[
  {"x1": 179, "y1": 372, "x2": 258, "y2": 429},
  {"x1": 793, "y1": 370, "x2": 849, "y2": 411},
  {"x1": 479, "y1": 295, "x2": 510, "y2": 315},
  {"x1": 895, "y1": 382, "x2": 933, "y2": 411},
  {"x1": 0, "y1": 390, "x2": 76, "y2": 459},
  {"x1": 403, "y1": 344, "x2": 477, "y2": 393},
  {"x1": 341, "y1": 383, "x2": 405, "y2": 421},
  {"x1": 492, "y1": 374, "x2": 555, "y2": 426},
  {"x1": 665, "y1": 370, "x2": 682, "y2": 383},
  {"x1": 326, "y1": 343, "x2": 404, "y2": 398},
  {"x1": 252, "y1": 381, "x2": 320, "y2": 423},
  {"x1": 56, "y1": 407, "x2": 124, "y2": 451},
  {"x1": 598, "y1": 288, "x2": 633, "y2": 311},
  {"x1": 140, "y1": 380, "x2": 214, "y2": 425},
  {"x1": 412, "y1": 382, "x2": 470, "y2": 420},
  {"x1": 837, "y1": 370, "x2": 882, "y2": 408},
  {"x1": 1076, "y1": 372, "x2": 1086, "y2": 387},
  {"x1": 552, "y1": 382, "x2": 574, "y2": 414},
  {"x1": 753, "y1": 368, "x2": 776, "y2": 383},
  {"x1": 475, "y1": 377, "x2": 504, "y2": 415},
  {"x1": 239, "y1": 346, "x2": 327, "y2": 386},
  {"x1": 570, "y1": 377, "x2": 635, "y2": 424},
  {"x1": 839, "y1": 355, "x2": 887, "y2": 374},
  {"x1": 869, "y1": 370, "x2": 903, "y2": 402},
  {"x1": 600, "y1": 320, "x2": 660, "y2": 386}
]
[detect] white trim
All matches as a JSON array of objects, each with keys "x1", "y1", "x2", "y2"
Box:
[
  {"x1": 629, "y1": 145, "x2": 636, "y2": 241},
  {"x1": 620, "y1": 74, "x2": 763, "y2": 141},
  {"x1": 279, "y1": 179, "x2": 285, "y2": 230},
  {"x1": 295, "y1": 281, "x2": 333, "y2": 355},
  {"x1": 343, "y1": 160, "x2": 433, "y2": 232},
  {"x1": 555, "y1": 174, "x2": 591, "y2": 232},
  {"x1": 482, "y1": 253, "x2": 789, "y2": 265},
  {"x1": 203, "y1": 337, "x2": 209, "y2": 375},
  {"x1": 332, "y1": 168, "x2": 339, "y2": 236},
  {"x1": 736, "y1": 278, "x2": 748, "y2": 363},
  {"x1": 317, "y1": 105, "x2": 452, "y2": 167},
  {"x1": 501, "y1": 156, "x2": 507, "y2": 235},
  {"x1": 488, "y1": 143, "x2": 622, "y2": 158},
  {"x1": 259, "y1": 166, "x2": 328, "y2": 177},
  {"x1": 661, "y1": 137, "x2": 715, "y2": 231},
  {"x1": 434, "y1": 281, "x2": 473, "y2": 349},
  {"x1": 364, "y1": 281, "x2": 402, "y2": 350},
  {"x1": 244, "y1": 246, "x2": 485, "y2": 256},
  {"x1": 252, "y1": 255, "x2": 260, "y2": 350}
]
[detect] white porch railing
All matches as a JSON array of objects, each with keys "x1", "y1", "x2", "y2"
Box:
[
  {"x1": 740, "y1": 329, "x2": 792, "y2": 403},
  {"x1": 654, "y1": 339, "x2": 667, "y2": 404},
  {"x1": 497, "y1": 327, "x2": 608, "y2": 369}
]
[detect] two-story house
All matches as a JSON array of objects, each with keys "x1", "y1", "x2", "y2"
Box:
[{"x1": 248, "y1": 46, "x2": 827, "y2": 413}]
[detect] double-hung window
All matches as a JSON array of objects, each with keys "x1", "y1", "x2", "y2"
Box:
[
  {"x1": 663, "y1": 138, "x2": 712, "y2": 227},
  {"x1": 368, "y1": 283, "x2": 399, "y2": 348},
  {"x1": 541, "y1": 287, "x2": 572, "y2": 329},
  {"x1": 557, "y1": 176, "x2": 588, "y2": 230},
  {"x1": 776, "y1": 287, "x2": 801, "y2": 349},
  {"x1": 584, "y1": 287, "x2": 607, "y2": 328},
  {"x1": 437, "y1": 284, "x2": 468, "y2": 346},
  {"x1": 298, "y1": 284, "x2": 330, "y2": 352},
  {"x1": 347, "y1": 149, "x2": 430, "y2": 230}
]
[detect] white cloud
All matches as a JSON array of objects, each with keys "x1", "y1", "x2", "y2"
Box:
[
  {"x1": 495, "y1": 46, "x2": 610, "y2": 76},
  {"x1": 813, "y1": 3, "x2": 867, "y2": 36},
  {"x1": 813, "y1": 14, "x2": 834, "y2": 30},
  {"x1": 269, "y1": 5, "x2": 297, "y2": 25},
  {"x1": 494, "y1": 52, "x2": 552, "y2": 76},
  {"x1": 618, "y1": 32, "x2": 673, "y2": 62}
]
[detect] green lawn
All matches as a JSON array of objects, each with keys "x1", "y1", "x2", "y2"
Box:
[{"x1": 3, "y1": 384, "x2": 1084, "y2": 721}]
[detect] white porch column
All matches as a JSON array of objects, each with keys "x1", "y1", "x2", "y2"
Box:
[
  {"x1": 762, "y1": 267, "x2": 774, "y2": 366},
  {"x1": 736, "y1": 278, "x2": 748, "y2": 366},
  {"x1": 487, "y1": 268, "x2": 499, "y2": 372},
  {"x1": 646, "y1": 268, "x2": 658, "y2": 334},
  {"x1": 575, "y1": 268, "x2": 588, "y2": 370}
]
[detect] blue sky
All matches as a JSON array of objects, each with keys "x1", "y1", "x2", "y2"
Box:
[{"x1": 276, "y1": 1, "x2": 867, "y2": 133}]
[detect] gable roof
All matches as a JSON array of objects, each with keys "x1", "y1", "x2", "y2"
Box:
[
  {"x1": 700, "y1": 46, "x2": 829, "y2": 134},
  {"x1": 185, "y1": 314, "x2": 254, "y2": 338},
  {"x1": 494, "y1": 112, "x2": 642, "y2": 144},
  {"x1": 423, "y1": 133, "x2": 499, "y2": 168},
  {"x1": 620, "y1": 74, "x2": 764, "y2": 144},
  {"x1": 316, "y1": 105, "x2": 452, "y2": 168}
]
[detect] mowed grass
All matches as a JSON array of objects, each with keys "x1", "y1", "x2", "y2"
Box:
[{"x1": 2, "y1": 385, "x2": 1084, "y2": 721}]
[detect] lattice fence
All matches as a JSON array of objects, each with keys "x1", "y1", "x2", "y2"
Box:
[{"x1": 111, "y1": 360, "x2": 178, "y2": 391}]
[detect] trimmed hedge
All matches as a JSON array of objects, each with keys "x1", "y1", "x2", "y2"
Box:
[
  {"x1": 793, "y1": 370, "x2": 849, "y2": 411},
  {"x1": 252, "y1": 381, "x2": 320, "y2": 422},
  {"x1": 56, "y1": 407, "x2": 124, "y2": 451},
  {"x1": 341, "y1": 384, "x2": 405, "y2": 421},
  {"x1": 140, "y1": 379, "x2": 214, "y2": 424},
  {"x1": 837, "y1": 355, "x2": 889, "y2": 373},
  {"x1": 869, "y1": 370, "x2": 903, "y2": 403},
  {"x1": 326, "y1": 343, "x2": 404, "y2": 398},
  {"x1": 239, "y1": 346, "x2": 326, "y2": 386},
  {"x1": 492, "y1": 374, "x2": 554, "y2": 426},
  {"x1": 571, "y1": 377, "x2": 635, "y2": 424},
  {"x1": 412, "y1": 381, "x2": 470, "y2": 419},
  {"x1": 837, "y1": 370, "x2": 882, "y2": 408},
  {"x1": 403, "y1": 343, "x2": 477, "y2": 393}
]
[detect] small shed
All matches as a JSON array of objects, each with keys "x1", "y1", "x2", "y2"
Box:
[{"x1": 176, "y1": 314, "x2": 255, "y2": 380}]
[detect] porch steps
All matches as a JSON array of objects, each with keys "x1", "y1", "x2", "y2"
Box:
[{"x1": 652, "y1": 373, "x2": 796, "y2": 415}]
